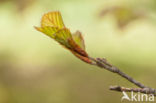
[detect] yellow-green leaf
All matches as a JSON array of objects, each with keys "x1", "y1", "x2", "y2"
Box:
[
  {"x1": 72, "y1": 31, "x2": 85, "y2": 50},
  {"x1": 35, "y1": 26, "x2": 59, "y2": 38},
  {"x1": 54, "y1": 28, "x2": 72, "y2": 48},
  {"x1": 41, "y1": 11, "x2": 65, "y2": 29},
  {"x1": 35, "y1": 11, "x2": 92, "y2": 64}
]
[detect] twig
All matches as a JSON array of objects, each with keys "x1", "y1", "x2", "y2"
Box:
[
  {"x1": 110, "y1": 86, "x2": 156, "y2": 96},
  {"x1": 89, "y1": 57, "x2": 156, "y2": 96}
]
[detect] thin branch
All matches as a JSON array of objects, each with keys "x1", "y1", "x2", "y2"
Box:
[
  {"x1": 89, "y1": 57, "x2": 156, "y2": 96},
  {"x1": 110, "y1": 86, "x2": 156, "y2": 96}
]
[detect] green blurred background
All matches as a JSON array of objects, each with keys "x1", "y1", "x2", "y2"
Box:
[{"x1": 0, "y1": 0, "x2": 156, "y2": 103}]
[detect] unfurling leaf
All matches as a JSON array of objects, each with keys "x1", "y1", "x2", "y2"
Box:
[
  {"x1": 35, "y1": 11, "x2": 91, "y2": 64},
  {"x1": 72, "y1": 31, "x2": 85, "y2": 50},
  {"x1": 41, "y1": 11, "x2": 65, "y2": 28},
  {"x1": 35, "y1": 26, "x2": 59, "y2": 38}
]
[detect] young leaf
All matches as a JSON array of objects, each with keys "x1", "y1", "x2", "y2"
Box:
[
  {"x1": 54, "y1": 28, "x2": 73, "y2": 49},
  {"x1": 35, "y1": 11, "x2": 92, "y2": 64},
  {"x1": 68, "y1": 37, "x2": 88, "y2": 57},
  {"x1": 35, "y1": 26, "x2": 59, "y2": 38},
  {"x1": 72, "y1": 31, "x2": 85, "y2": 50},
  {"x1": 41, "y1": 11, "x2": 65, "y2": 29}
]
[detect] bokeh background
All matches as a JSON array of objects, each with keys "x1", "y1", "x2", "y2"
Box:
[{"x1": 0, "y1": 0, "x2": 156, "y2": 103}]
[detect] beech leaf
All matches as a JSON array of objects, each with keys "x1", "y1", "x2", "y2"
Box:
[
  {"x1": 72, "y1": 31, "x2": 85, "y2": 50},
  {"x1": 35, "y1": 11, "x2": 92, "y2": 63}
]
